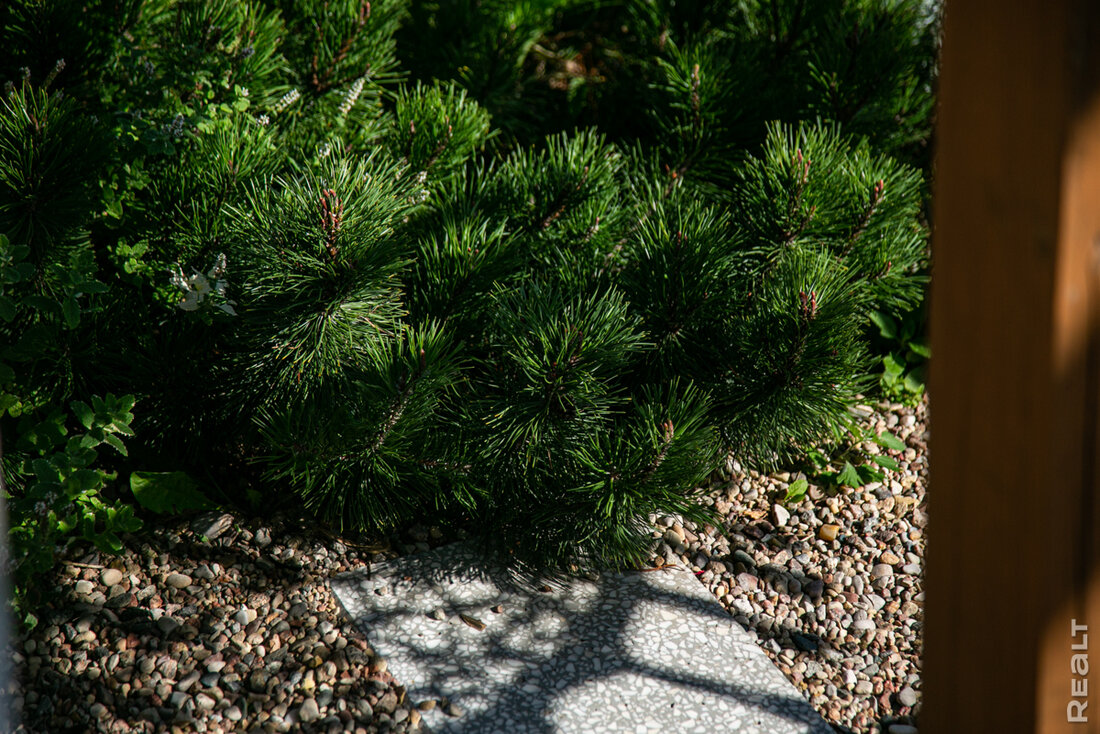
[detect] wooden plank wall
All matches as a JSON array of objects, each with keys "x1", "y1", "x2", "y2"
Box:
[{"x1": 925, "y1": 1, "x2": 1100, "y2": 730}]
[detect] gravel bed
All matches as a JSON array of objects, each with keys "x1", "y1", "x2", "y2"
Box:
[
  {"x1": 11, "y1": 397, "x2": 926, "y2": 734},
  {"x1": 647, "y1": 397, "x2": 927, "y2": 734},
  {"x1": 9, "y1": 513, "x2": 451, "y2": 733}
]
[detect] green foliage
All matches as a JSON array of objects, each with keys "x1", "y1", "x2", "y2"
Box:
[
  {"x1": 0, "y1": 80, "x2": 111, "y2": 255},
  {"x1": 870, "y1": 304, "x2": 929, "y2": 404},
  {"x1": 130, "y1": 471, "x2": 216, "y2": 514},
  {"x1": 709, "y1": 248, "x2": 873, "y2": 467},
  {"x1": 795, "y1": 425, "x2": 908, "y2": 494},
  {"x1": 0, "y1": 0, "x2": 940, "y2": 587},
  {"x1": 5, "y1": 395, "x2": 141, "y2": 627},
  {"x1": 781, "y1": 478, "x2": 809, "y2": 505},
  {"x1": 255, "y1": 321, "x2": 464, "y2": 532},
  {"x1": 733, "y1": 122, "x2": 928, "y2": 315},
  {"x1": 389, "y1": 82, "x2": 494, "y2": 180}
]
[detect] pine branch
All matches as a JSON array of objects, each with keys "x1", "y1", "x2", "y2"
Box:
[
  {"x1": 844, "y1": 178, "x2": 884, "y2": 253},
  {"x1": 539, "y1": 165, "x2": 589, "y2": 230},
  {"x1": 311, "y1": 1, "x2": 372, "y2": 93},
  {"x1": 634, "y1": 419, "x2": 675, "y2": 483}
]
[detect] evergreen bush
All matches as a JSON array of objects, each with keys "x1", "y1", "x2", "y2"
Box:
[{"x1": 0, "y1": 0, "x2": 940, "y2": 606}]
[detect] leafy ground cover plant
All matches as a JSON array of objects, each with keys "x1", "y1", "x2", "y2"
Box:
[{"x1": 0, "y1": 0, "x2": 940, "y2": 615}]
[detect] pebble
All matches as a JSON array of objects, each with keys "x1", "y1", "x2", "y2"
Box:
[
  {"x1": 818, "y1": 524, "x2": 840, "y2": 541},
  {"x1": 157, "y1": 616, "x2": 181, "y2": 635},
  {"x1": 375, "y1": 690, "x2": 398, "y2": 715},
  {"x1": 192, "y1": 512, "x2": 235, "y2": 540},
  {"x1": 898, "y1": 686, "x2": 919, "y2": 706},
  {"x1": 166, "y1": 573, "x2": 192, "y2": 589},
  {"x1": 234, "y1": 607, "x2": 257, "y2": 626},
  {"x1": 299, "y1": 697, "x2": 321, "y2": 723},
  {"x1": 101, "y1": 568, "x2": 124, "y2": 587},
  {"x1": 889, "y1": 726, "x2": 919, "y2": 734},
  {"x1": 773, "y1": 504, "x2": 791, "y2": 527}
]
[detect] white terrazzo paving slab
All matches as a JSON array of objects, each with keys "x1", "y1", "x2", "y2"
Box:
[{"x1": 331, "y1": 543, "x2": 833, "y2": 734}]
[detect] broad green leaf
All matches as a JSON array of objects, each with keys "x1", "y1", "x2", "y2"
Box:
[
  {"x1": 869, "y1": 310, "x2": 897, "y2": 340},
  {"x1": 782, "y1": 478, "x2": 809, "y2": 505},
  {"x1": 130, "y1": 471, "x2": 216, "y2": 514},
  {"x1": 907, "y1": 341, "x2": 931, "y2": 359},
  {"x1": 874, "y1": 431, "x2": 906, "y2": 451},
  {"x1": 96, "y1": 531, "x2": 123, "y2": 554},
  {"x1": 31, "y1": 458, "x2": 60, "y2": 484},
  {"x1": 62, "y1": 296, "x2": 80, "y2": 329},
  {"x1": 71, "y1": 400, "x2": 95, "y2": 429},
  {"x1": 882, "y1": 353, "x2": 904, "y2": 379},
  {"x1": 23, "y1": 295, "x2": 59, "y2": 315},
  {"x1": 104, "y1": 433, "x2": 128, "y2": 456},
  {"x1": 66, "y1": 468, "x2": 103, "y2": 493},
  {"x1": 111, "y1": 421, "x2": 136, "y2": 437},
  {"x1": 857, "y1": 464, "x2": 885, "y2": 484},
  {"x1": 836, "y1": 461, "x2": 862, "y2": 488},
  {"x1": 872, "y1": 454, "x2": 900, "y2": 471},
  {"x1": 81, "y1": 281, "x2": 109, "y2": 294}
]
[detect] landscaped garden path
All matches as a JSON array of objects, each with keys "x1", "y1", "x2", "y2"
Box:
[{"x1": 11, "y1": 398, "x2": 926, "y2": 734}]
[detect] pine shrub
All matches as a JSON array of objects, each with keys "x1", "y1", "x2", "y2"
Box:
[{"x1": 0, "y1": 0, "x2": 940, "y2": 588}]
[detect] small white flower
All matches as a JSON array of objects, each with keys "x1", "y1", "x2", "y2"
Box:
[
  {"x1": 170, "y1": 264, "x2": 188, "y2": 290},
  {"x1": 339, "y1": 76, "x2": 366, "y2": 118},
  {"x1": 207, "y1": 252, "x2": 227, "y2": 280},
  {"x1": 257, "y1": 114, "x2": 270, "y2": 126},
  {"x1": 239, "y1": 86, "x2": 249, "y2": 97},
  {"x1": 189, "y1": 271, "x2": 212, "y2": 298},
  {"x1": 318, "y1": 142, "x2": 332, "y2": 159},
  {"x1": 273, "y1": 88, "x2": 300, "y2": 114}
]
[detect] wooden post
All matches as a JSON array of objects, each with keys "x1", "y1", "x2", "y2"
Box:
[{"x1": 925, "y1": 1, "x2": 1100, "y2": 731}]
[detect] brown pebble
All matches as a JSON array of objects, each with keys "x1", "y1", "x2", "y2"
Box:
[{"x1": 818, "y1": 524, "x2": 840, "y2": 541}]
